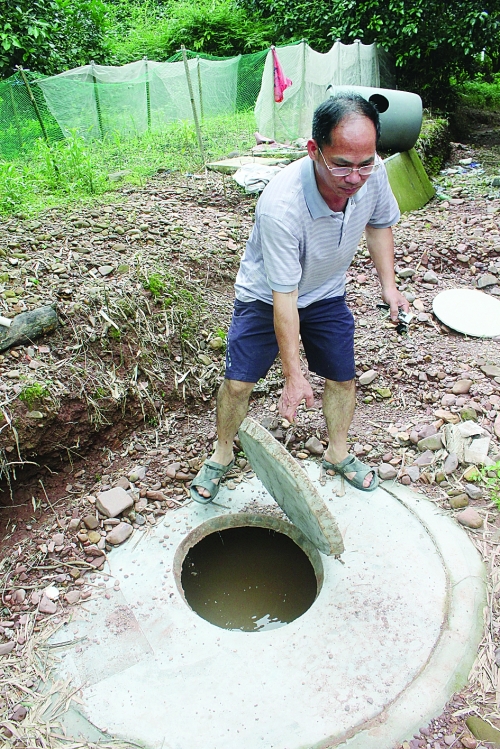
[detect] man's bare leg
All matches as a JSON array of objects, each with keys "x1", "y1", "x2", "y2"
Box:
[
  {"x1": 194, "y1": 378, "x2": 255, "y2": 499},
  {"x1": 322, "y1": 378, "x2": 374, "y2": 488}
]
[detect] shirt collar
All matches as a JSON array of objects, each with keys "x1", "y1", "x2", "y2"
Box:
[{"x1": 301, "y1": 157, "x2": 367, "y2": 219}]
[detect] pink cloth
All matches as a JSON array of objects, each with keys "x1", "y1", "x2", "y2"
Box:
[{"x1": 272, "y1": 46, "x2": 292, "y2": 103}]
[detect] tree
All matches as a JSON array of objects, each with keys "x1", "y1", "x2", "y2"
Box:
[
  {"x1": 237, "y1": 0, "x2": 500, "y2": 107},
  {"x1": 0, "y1": 0, "x2": 108, "y2": 78}
]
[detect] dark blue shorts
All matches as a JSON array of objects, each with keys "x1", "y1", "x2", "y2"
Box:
[{"x1": 225, "y1": 296, "x2": 355, "y2": 383}]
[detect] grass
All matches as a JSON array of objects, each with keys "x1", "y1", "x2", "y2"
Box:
[
  {"x1": 0, "y1": 109, "x2": 257, "y2": 217},
  {"x1": 18, "y1": 382, "x2": 50, "y2": 408},
  {"x1": 454, "y1": 76, "x2": 500, "y2": 111},
  {"x1": 473, "y1": 461, "x2": 500, "y2": 508}
]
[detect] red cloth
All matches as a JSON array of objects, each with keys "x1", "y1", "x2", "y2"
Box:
[{"x1": 272, "y1": 46, "x2": 292, "y2": 103}]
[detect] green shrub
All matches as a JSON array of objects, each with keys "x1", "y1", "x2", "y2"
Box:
[
  {"x1": 455, "y1": 77, "x2": 500, "y2": 111},
  {"x1": 106, "y1": 0, "x2": 272, "y2": 63},
  {"x1": 19, "y1": 381, "x2": 49, "y2": 407}
]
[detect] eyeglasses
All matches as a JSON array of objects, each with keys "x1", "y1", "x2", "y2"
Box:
[{"x1": 318, "y1": 149, "x2": 380, "y2": 177}]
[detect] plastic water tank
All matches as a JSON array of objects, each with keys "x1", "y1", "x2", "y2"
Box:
[{"x1": 327, "y1": 85, "x2": 422, "y2": 152}]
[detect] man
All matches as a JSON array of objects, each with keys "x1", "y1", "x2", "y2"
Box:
[{"x1": 191, "y1": 92, "x2": 409, "y2": 503}]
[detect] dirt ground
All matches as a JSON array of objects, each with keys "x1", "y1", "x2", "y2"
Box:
[{"x1": 0, "y1": 126, "x2": 499, "y2": 748}]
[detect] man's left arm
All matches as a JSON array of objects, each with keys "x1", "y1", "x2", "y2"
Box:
[{"x1": 365, "y1": 225, "x2": 410, "y2": 322}]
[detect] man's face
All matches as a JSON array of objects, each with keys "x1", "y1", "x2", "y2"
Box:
[{"x1": 307, "y1": 113, "x2": 377, "y2": 204}]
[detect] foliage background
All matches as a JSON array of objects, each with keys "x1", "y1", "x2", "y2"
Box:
[
  {"x1": 1, "y1": 0, "x2": 500, "y2": 109},
  {"x1": 0, "y1": 0, "x2": 108, "y2": 77}
]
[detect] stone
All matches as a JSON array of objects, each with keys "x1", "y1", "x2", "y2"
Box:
[
  {"x1": 115, "y1": 476, "x2": 131, "y2": 490},
  {"x1": 0, "y1": 641, "x2": 15, "y2": 655},
  {"x1": 12, "y1": 588, "x2": 26, "y2": 603},
  {"x1": 413, "y1": 450, "x2": 435, "y2": 467},
  {"x1": 375, "y1": 387, "x2": 392, "y2": 399},
  {"x1": 305, "y1": 436, "x2": 323, "y2": 455},
  {"x1": 457, "y1": 508, "x2": 483, "y2": 529},
  {"x1": 26, "y1": 410, "x2": 44, "y2": 419},
  {"x1": 52, "y1": 532, "x2": 64, "y2": 546},
  {"x1": 463, "y1": 465, "x2": 480, "y2": 481},
  {"x1": 68, "y1": 517, "x2": 80, "y2": 532},
  {"x1": 433, "y1": 409, "x2": 460, "y2": 424},
  {"x1": 128, "y1": 465, "x2": 146, "y2": 482},
  {"x1": 444, "y1": 735, "x2": 455, "y2": 746},
  {"x1": 443, "y1": 453, "x2": 459, "y2": 474},
  {"x1": 146, "y1": 489, "x2": 168, "y2": 502},
  {"x1": 87, "y1": 530, "x2": 101, "y2": 544},
  {"x1": 83, "y1": 514, "x2": 99, "y2": 530},
  {"x1": 106, "y1": 522, "x2": 134, "y2": 545},
  {"x1": 378, "y1": 463, "x2": 397, "y2": 481},
  {"x1": 482, "y1": 364, "x2": 500, "y2": 377},
  {"x1": 477, "y1": 273, "x2": 497, "y2": 288},
  {"x1": 10, "y1": 704, "x2": 27, "y2": 721},
  {"x1": 449, "y1": 494, "x2": 469, "y2": 509},
  {"x1": 465, "y1": 483, "x2": 483, "y2": 500},
  {"x1": 423, "y1": 270, "x2": 438, "y2": 284},
  {"x1": 495, "y1": 414, "x2": 500, "y2": 440},
  {"x1": 359, "y1": 369, "x2": 378, "y2": 385},
  {"x1": 421, "y1": 424, "x2": 438, "y2": 439},
  {"x1": 460, "y1": 406, "x2": 477, "y2": 421},
  {"x1": 405, "y1": 466, "x2": 420, "y2": 482},
  {"x1": 98, "y1": 265, "x2": 115, "y2": 276},
  {"x1": 441, "y1": 394, "x2": 456, "y2": 407},
  {"x1": 38, "y1": 595, "x2": 57, "y2": 614},
  {"x1": 88, "y1": 555, "x2": 106, "y2": 568},
  {"x1": 466, "y1": 715, "x2": 500, "y2": 743},
  {"x1": 165, "y1": 464, "x2": 180, "y2": 479},
  {"x1": 457, "y1": 421, "x2": 484, "y2": 438},
  {"x1": 208, "y1": 337, "x2": 224, "y2": 350},
  {"x1": 96, "y1": 487, "x2": 134, "y2": 518},
  {"x1": 452, "y1": 379, "x2": 472, "y2": 395},
  {"x1": 461, "y1": 737, "x2": 477, "y2": 749},
  {"x1": 64, "y1": 590, "x2": 81, "y2": 605},
  {"x1": 417, "y1": 434, "x2": 443, "y2": 451},
  {"x1": 397, "y1": 267, "x2": 416, "y2": 278},
  {"x1": 44, "y1": 585, "x2": 60, "y2": 600},
  {"x1": 464, "y1": 436, "x2": 491, "y2": 465}
]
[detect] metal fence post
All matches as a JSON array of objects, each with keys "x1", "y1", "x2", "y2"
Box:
[
  {"x1": 90, "y1": 60, "x2": 104, "y2": 139},
  {"x1": 144, "y1": 56, "x2": 152, "y2": 131},
  {"x1": 17, "y1": 67, "x2": 50, "y2": 145}
]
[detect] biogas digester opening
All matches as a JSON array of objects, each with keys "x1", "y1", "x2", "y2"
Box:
[{"x1": 181, "y1": 526, "x2": 318, "y2": 632}]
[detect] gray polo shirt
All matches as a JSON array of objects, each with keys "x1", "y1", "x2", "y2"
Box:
[{"x1": 234, "y1": 156, "x2": 399, "y2": 308}]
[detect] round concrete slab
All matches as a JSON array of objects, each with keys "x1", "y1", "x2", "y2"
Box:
[
  {"x1": 433, "y1": 288, "x2": 500, "y2": 338},
  {"x1": 238, "y1": 417, "x2": 344, "y2": 555},
  {"x1": 53, "y1": 466, "x2": 485, "y2": 749}
]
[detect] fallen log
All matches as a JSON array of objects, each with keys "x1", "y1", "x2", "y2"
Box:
[{"x1": 0, "y1": 305, "x2": 58, "y2": 352}]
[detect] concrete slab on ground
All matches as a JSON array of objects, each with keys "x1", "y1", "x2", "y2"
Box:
[
  {"x1": 53, "y1": 465, "x2": 485, "y2": 749},
  {"x1": 206, "y1": 156, "x2": 291, "y2": 174}
]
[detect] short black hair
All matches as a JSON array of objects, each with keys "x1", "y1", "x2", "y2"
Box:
[{"x1": 312, "y1": 93, "x2": 380, "y2": 149}]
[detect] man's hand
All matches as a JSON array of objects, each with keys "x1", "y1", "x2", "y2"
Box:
[
  {"x1": 278, "y1": 373, "x2": 314, "y2": 422},
  {"x1": 382, "y1": 286, "x2": 410, "y2": 323}
]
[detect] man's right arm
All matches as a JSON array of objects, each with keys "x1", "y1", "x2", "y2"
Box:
[{"x1": 273, "y1": 289, "x2": 314, "y2": 422}]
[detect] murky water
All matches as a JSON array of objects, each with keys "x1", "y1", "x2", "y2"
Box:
[{"x1": 181, "y1": 526, "x2": 318, "y2": 632}]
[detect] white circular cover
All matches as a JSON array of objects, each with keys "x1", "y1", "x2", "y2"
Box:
[{"x1": 433, "y1": 288, "x2": 500, "y2": 338}]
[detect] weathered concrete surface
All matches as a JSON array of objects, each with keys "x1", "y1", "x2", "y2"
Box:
[
  {"x1": 385, "y1": 149, "x2": 435, "y2": 213},
  {"x1": 53, "y1": 463, "x2": 485, "y2": 749},
  {"x1": 238, "y1": 416, "x2": 344, "y2": 555}
]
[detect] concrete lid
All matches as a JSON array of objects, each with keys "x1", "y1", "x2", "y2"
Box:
[
  {"x1": 433, "y1": 288, "x2": 500, "y2": 338},
  {"x1": 238, "y1": 417, "x2": 344, "y2": 555}
]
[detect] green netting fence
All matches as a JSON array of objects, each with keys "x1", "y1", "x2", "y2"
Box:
[{"x1": 0, "y1": 47, "x2": 269, "y2": 161}]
